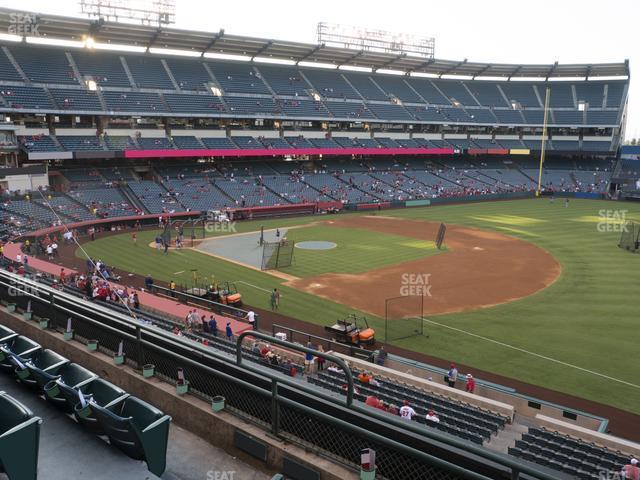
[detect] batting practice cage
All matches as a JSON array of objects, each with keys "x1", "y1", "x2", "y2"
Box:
[
  {"x1": 618, "y1": 221, "x2": 640, "y2": 253},
  {"x1": 261, "y1": 240, "x2": 295, "y2": 270},
  {"x1": 384, "y1": 295, "x2": 426, "y2": 343}
]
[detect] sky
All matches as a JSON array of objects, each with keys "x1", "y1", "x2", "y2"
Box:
[{"x1": 0, "y1": 0, "x2": 637, "y2": 140}]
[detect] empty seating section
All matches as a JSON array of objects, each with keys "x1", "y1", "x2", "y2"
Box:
[
  {"x1": 285, "y1": 136, "x2": 314, "y2": 148},
  {"x1": 49, "y1": 88, "x2": 102, "y2": 111},
  {"x1": 259, "y1": 137, "x2": 291, "y2": 149},
  {"x1": 582, "y1": 141, "x2": 612, "y2": 152},
  {"x1": 57, "y1": 135, "x2": 103, "y2": 151},
  {"x1": 100, "y1": 167, "x2": 136, "y2": 181},
  {"x1": 126, "y1": 56, "x2": 174, "y2": 89},
  {"x1": 466, "y1": 108, "x2": 497, "y2": 124},
  {"x1": 225, "y1": 96, "x2": 278, "y2": 116},
  {"x1": 374, "y1": 76, "x2": 422, "y2": 103},
  {"x1": 302, "y1": 174, "x2": 377, "y2": 203},
  {"x1": 165, "y1": 58, "x2": 212, "y2": 91},
  {"x1": 34, "y1": 194, "x2": 94, "y2": 221},
  {"x1": 586, "y1": 110, "x2": 620, "y2": 125},
  {"x1": 163, "y1": 178, "x2": 232, "y2": 210},
  {"x1": 0, "y1": 48, "x2": 21, "y2": 81},
  {"x1": 553, "y1": 110, "x2": 584, "y2": 125},
  {"x1": 69, "y1": 187, "x2": 136, "y2": 217},
  {"x1": 1, "y1": 199, "x2": 67, "y2": 225},
  {"x1": 324, "y1": 101, "x2": 374, "y2": 120},
  {"x1": 137, "y1": 137, "x2": 173, "y2": 150},
  {"x1": 548, "y1": 83, "x2": 575, "y2": 108},
  {"x1": 260, "y1": 176, "x2": 331, "y2": 203},
  {"x1": 302, "y1": 69, "x2": 360, "y2": 99},
  {"x1": 255, "y1": 65, "x2": 310, "y2": 97},
  {"x1": 231, "y1": 136, "x2": 263, "y2": 149},
  {"x1": 208, "y1": 62, "x2": 270, "y2": 94},
  {"x1": 405, "y1": 78, "x2": 449, "y2": 104},
  {"x1": 62, "y1": 168, "x2": 103, "y2": 186},
  {"x1": 105, "y1": 135, "x2": 137, "y2": 150},
  {"x1": 172, "y1": 136, "x2": 203, "y2": 149},
  {"x1": 163, "y1": 93, "x2": 226, "y2": 114},
  {"x1": 18, "y1": 135, "x2": 62, "y2": 152},
  {"x1": 511, "y1": 427, "x2": 633, "y2": 480},
  {"x1": 575, "y1": 82, "x2": 605, "y2": 107},
  {"x1": 277, "y1": 98, "x2": 328, "y2": 117},
  {"x1": 1, "y1": 86, "x2": 53, "y2": 109},
  {"x1": 492, "y1": 109, "x2": 526, "y2": 124},
  {"x1": 128, "y1": 181, "x2": 184, "y2": 213},
  {"x1": 72, "y1": 51, "x2": 132, "y2": 87},
  {"x1": 435, "y1": 81, "x2": 478, "y2": 106},
  {"x1": 309, "y1": 137, "x2": 340, "y2": 149},
  {"x1": 551, "y1": 140, "x2": 580, "y2": 151},
  {"x1": 200, "y1": 137, "x2": 237, "y2": 149},
  {"x1": 214, "y1": 178, "x2": 285, "y2": 206},
  {"x1": 606, "y1": 82, "x2": 626, "y2": 107},
  {"x1": 9, "y1": 45, "x2": 76, "y2": 84},
  {"x1": 366, "y1": 103, "x2": 414, "y2": 121},
  {"x1": 466, "y1": 82, "x2": 508, "y2": 108},
  {"x1": 375, "y1": 137, "x2": 400, "y2": 148},
  {"x1": 342, "y1": 73, "x2": 388, "y2": 101},
  {"x1": 521, "y1": 110, "x2": 545, "y2": 124},
  {"x1": 102, "y1": 91, "x2": 166, "y2": 112},
  {"x1": 500, "y1": 83, "x2": 540, "y2": 108}
]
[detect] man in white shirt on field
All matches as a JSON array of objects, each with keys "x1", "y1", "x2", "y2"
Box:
[{"x1": 399, "y1": 400, "x2": 416, "y2": 422}]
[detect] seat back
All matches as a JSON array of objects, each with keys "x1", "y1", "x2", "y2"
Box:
[
  {"x1": 33, "y1": 349, "x2": 68, "y2": 372},
  {"x1": 0, "y1": 325, "x2": 17, "y2": 343},
  {"x1": 84, "y1": 379, "x2": 128, "y2": 408},
  {"x1": 60, "y1": 363, "x2": 97, "y2": 388},
  {"x1": 0, "y1": 392, "x2": 41, "y2": 480},
  {"x1": 91, "y1": 402, "x2": 144, "y2": 459}
]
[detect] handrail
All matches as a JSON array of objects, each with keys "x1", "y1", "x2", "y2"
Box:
[
  {"x1": 0, "y1": 269, "x2": 566, "y2": 480},
  {"x1": 271, "y1": 323, "x2": 374, "y2": 358},
  {"x1": 236, "y1": 330, "x2": 355, "y2": 407}
]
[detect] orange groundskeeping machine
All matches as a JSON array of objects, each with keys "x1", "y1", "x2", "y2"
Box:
[{"x1": 325, "y1": 315, "x2": 375, "y2": 347}]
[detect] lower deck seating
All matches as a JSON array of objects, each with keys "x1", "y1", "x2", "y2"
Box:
[{"x1": 510, "y1": 427, "x2": 634, "y2": 480}]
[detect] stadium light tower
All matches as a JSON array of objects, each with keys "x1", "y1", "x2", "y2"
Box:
[
  {"x1": 79, "y1": 0, "x2": 176, "y2": 26},
  {"x1": 317, "y1": 22, "x2": 435, "y2": 59}
]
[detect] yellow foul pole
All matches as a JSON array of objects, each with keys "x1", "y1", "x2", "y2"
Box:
[{"x1": 536, "y1": 86, "x2": 551, "y2": 196}]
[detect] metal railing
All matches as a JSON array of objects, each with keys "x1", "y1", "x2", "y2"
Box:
[{"x1": 0, "y1": 269, "x2": 561, "y2": 480}]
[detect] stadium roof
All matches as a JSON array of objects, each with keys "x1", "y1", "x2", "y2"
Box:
[{"x1": 0, "y1": 7, "x2": 630, "y2": 80}]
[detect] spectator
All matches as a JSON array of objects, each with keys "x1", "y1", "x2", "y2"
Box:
[
  {"x1": 387, "y1": 404, "x2": 399, "y2": 415},
  {"x1": 246, "y1": 310, "x2": 256, "y2": 330},
  {"x1": 357, "y1": 371, "x2": 372, "y2": 384},
  {"x1": 375, "y1": 346, "x2": 387, "y2": 366},
  {"x1": 365, "y1": 395, "x2": 379, "y2": 408},
  {"x1": 60, "y1": 268, "x2": 66, "y2": 284},
  {"x1": 622, "y1": 459, "x2": 640, "y2": 480},
  {"x1": 315, "y1": 344, "x2": 326, "y2": 371},
  {"x1": 465, "y1": 374, "x2": 476, "y2": 394},
  {"x1": 225, "y1": 322, "x2": 233, "y2": 341},
  {"x1": 144, "y1": 274, "x2": 154, "y2": 290},
  {"x1": 425, "y1": 410, "x2": 440, "y2": 423},
  {"x1": 209, "y1": 315, "x2": 217, "y2": 337},
  {"x1": 132, "y1": 292, "x2": 140, "y2": 309},
  {"x1": 399, "y1": 400, "x2": 416, "y2": 422},
  {"x1": 304, "y1": 342, "x2": 314, "y2": 373},
  {"x1": 447, "y1": 363, "x2": 458, "y2": 388}
]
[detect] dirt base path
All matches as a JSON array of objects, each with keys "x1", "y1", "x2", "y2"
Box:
[{"x1": 287, "y1": 216, "x2": 561, "y2": 317}]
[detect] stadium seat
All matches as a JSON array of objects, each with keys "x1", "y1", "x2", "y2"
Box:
[
  {"x1": 90, "y1": 396, "x2": 171, "y2": 477},
  {"x1": 42, "y1": 363, "x2": 98, "y2": 411},
  {"x1": 74, "y1": 379, "x2": 130, "y2": 434},
  {"x1": 19, "y1": 349, "x2": 69, "y2": 389},
  {"x1": 0, "y1": 391, "x2": 42, "y2": 480},
  {"x1": 0, "y1": 325, "x2": 17, "y2": 343},
  {"x1": 0, "y1": 336, "x2": 42, "y2": 374}
]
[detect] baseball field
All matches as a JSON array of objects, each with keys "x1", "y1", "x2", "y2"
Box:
[{"x1": 76, "y1": 198, "x2": 640, "y2": 415}]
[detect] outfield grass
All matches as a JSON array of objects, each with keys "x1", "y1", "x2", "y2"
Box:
[
  {"x1": 281, "y1": 225, "x2": 440, "y2": 278},
  {"x1": 77, "y1": 198, "x2": 640, "y2": 415}
]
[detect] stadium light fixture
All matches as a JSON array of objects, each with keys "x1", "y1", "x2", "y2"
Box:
[
  {"x1": 83, "y1": 35, "x2": 96, "y2": 49},
  {"x1": 338, "y1": 65, "x2": 372, "y2": 73},
  {"x1": 253, "y1": 57, "x2": 296, "y2": 66},
  {"x1": 210, "y1": 86, "x2": 222, "y2": 97},
  {"x1": 409, "y1": 72, "x2": 439, "y2": 78},
  {"x1": 376, "y1": 69, "x2": 404, "y2": 76},
  {"x1": 0, "y1": 34, "x2": 22, "y2": 43},
  {"x1": 86, "y1": 79, "x2": 98, "y2": 91},
  {"x1": 93, "y1": 42, "x2": 146, "y2": 53},
  {"x1": 26, "y1": 37, "x2": 84, "y2": 49},
  {"x1": 298, "y1": 61, "x2": 338, "y2": 69},
  {"x1": 149, "y1": 47, "x2": 200, "y2": 57},
  {"x1": 204, "y1": 52, "x2": 251, "y2": 62}
]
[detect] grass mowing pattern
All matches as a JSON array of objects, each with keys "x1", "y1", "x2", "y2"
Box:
[
  {"x1": 78, "y1": 199, "x2": 640, "y2": 414},
  {"x1": 281, "y1": 225, "x2": 440, "y2": 278}
]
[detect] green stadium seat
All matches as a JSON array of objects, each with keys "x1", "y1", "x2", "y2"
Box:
[
  {"x1": 0, "y1": 336, "x2": 41, "y2": 373},
  {"x1": 90, "y1": 396, "x2": 171, "y2": 477},
  {"x1": 74, "y1": 379, "x2": 130, "y2": 434},
  {"x1": 19, "y1": 349, "x2": 69, "y2": 389},
  {"x1": 43, "y1": 363, "x2": 98, "y2": 411},
  {"x1": 0, "y1": 391, "x2": 42, "y2": 480},
  {"x1": 0, "y1": 325, "x2": 17, "y2": 343}
]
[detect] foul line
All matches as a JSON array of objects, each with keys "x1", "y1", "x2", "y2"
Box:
[
  {"x1": 234, "y1": 280, "x2": 271, "y2": 294},
  {"x1": 422, "y1": 318, "x2": 640, "y2": 390}
]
